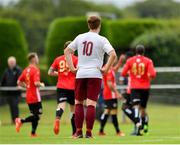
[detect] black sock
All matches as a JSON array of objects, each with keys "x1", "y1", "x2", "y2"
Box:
[
  {"x1": 56, "y1": 108, "x2": 64, "y2": 119},
  {"x1": 31, "y1": 115, "x2": 40, "y2": 134},
  {"x1": 111, "y1": 115, "x2": 120, "y2": 133},
  {"x1": 141, "y1": 115, "x2": 148, "y2": 128},
  {"x1": 122, "y1": 106, "x2": 136, "y2": 123},
  {"x1": 71, "y1": 113, "x2": 76, "y2": 135},
  {"x1": 133, "y1": 107, "x2": 140, "y2": 125},
  {"x1": 21, "y1": 115, "x2": 34, "y2": 123},
  {"x1": 100, "y1": 113, "x2": 109, "y2": 132}
]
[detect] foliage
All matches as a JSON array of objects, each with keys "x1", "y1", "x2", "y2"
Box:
[
  {"x1": 123, "y1": 0, "x2": 180, "y2": 18},
  {"x1": 0, "y1": 0, "x2": 122, "y2": 54},
  {"x1": 45, "y1": 17, "x2": 87, "y2": 67},
  {"x1": 106, "y1": 19, "x2": 164, "y2": 49},
  {"x1": 0, "y1": 19, "x2": 28, "y2": 75},
  {"x1": 131, "y1": 28, "x2": 180, "y2": 66}
]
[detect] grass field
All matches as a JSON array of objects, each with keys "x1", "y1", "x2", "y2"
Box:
[{"x1": 0, "y1": 100, "x2": 180, "y2": 144}]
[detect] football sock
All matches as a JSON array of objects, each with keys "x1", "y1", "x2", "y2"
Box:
[
  {"x1": 71, "y1": 113, "x2": 76, "y2": 135},
  {"x1": 111, "y1": 115, "x2": 120, "y2": 133},
  {"x1": 31, "y1": 115, "x2": 40, "y2": 134},
  {"x1": 122, "y1": 107, "x2": 136, "y2": 123},
  {"x1": 75, "y1": 104, "x2": 84, "y2": 134},
  {"x1": 100, "y1": 113, "x2": 109, "y2": 132},
  {"x1": 56, "y1": 108, "x2": 64, "y2": 119},
  {"x1": 21, "y1": 115, "x2": 34, "y2": 123},
  {"x1": 141, "y1": 115, "x2": 149, "y2": 127},
  {"x1": 86, "y1": 105, "x2": 95, "y2": 135},
  {"x1": 133, "y1": 107, "x2": 140, "y2": 124}
]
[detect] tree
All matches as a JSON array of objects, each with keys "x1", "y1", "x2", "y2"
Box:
[
  {"x1": 0, "y1": 0, "x2": 122, "y2": 55},
  {"x1": 123, "y1": 0, "x2": 180, "y2": 18}
]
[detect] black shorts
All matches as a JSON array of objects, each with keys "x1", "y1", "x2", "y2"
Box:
[
  {"x1": 104, "y1": 99, "x2": 118, "y2": 109},
  {"x1": 28, "y1": 102, "x2": 42, "y2": 115},
  {"x1": 122, "y1": 93, "x2": 132, "y2": 106},
  {"x1": 131, "y1": 89, "x2": 149, "y2": 108},
  {"x1": 57, "y1": 88, "x2": 75, "y2": 105}
]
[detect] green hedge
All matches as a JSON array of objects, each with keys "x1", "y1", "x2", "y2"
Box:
[
  {"x1": 106, "y1": 19, "x2": 164, "y2": 49},
  {"x1": 0, "y1": 19, "x2": 28, "y2": 75},
  {"x1": 131, "y1": 28, "x2": 180, "y2": 66},
  {"x1": 45, "y1": 17, "x2": 107, "y2": 67}
]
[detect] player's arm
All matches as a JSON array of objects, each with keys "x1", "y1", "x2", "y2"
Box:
[
  {"x1": 113, "y1": 54, "x2": 125, "y2": 72},
  {"x1": 121, "y1": 61, "x2": 130, "y2": 77},
  {"x1": 148, "y1": 60, "x2": 156, "y2": 80},
  {"x1": 48, "y1": 67, "x2": 58, "y2": 77},
  {"x1": 101, "y1": 50, "x2": 117, "y2": 74},
  {"x1": 34, "y1": 70, "x2": 45, "y2": 88},
  {"x1": 34, "y1": 81, "x2": 45, "y2": 88},
  {"x1": 64, "y1": 48, "x2": 77, "y2": 73},
  {"x1": 17, "y1": 80, "x2": 26, "y2": 88},
  {"x1": 107, "y1": 80, "x2": 122, "y2": 99},
  {"x1": 17, "y1": 73, "x2": 26, "y2": 88}
]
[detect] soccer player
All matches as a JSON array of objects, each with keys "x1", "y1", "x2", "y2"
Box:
[
  {"x1": 48, "y1": 41, "x2": 78, "y2": 136},
  {"x1": 98, "y1": 60, "x2": 125, "y2": 137},
  {"x1": 64, "y1": 15, "x2": 117, "y2": 138},
  {"x1": 121, "y1": 45, "x2": 156, "y2": 135},
  {"x1": 16, "y1": 53, "x2": 44, "y2": 137}
]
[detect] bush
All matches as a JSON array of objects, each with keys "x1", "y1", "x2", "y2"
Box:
[
  {"x1": 45, "y1": 17, "x2": 87, "y2": 67},
  {"x1": 0, "y1": 19, "x2": 28, "y2": 75},
  {"x1": 45, "y1": 17, "x2": 108, "y2": 66},
  {"x1": 131, "y1": 28, "x2": 180, "y2": 66},
  {"x1": 106, "y1": 19, "x2": 164, "y2": 49}
]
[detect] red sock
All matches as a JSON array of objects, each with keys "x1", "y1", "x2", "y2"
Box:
[
  {"x1": 86, "y1": 105, "x2": 95, "y2": 135},
  {"x1": 75, "y1": 104, "x2": 84, "y2": 134}
]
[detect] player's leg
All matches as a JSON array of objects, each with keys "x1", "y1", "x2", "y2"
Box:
[
  {"x1": 99, "y1": 108, "x2": 110, "y2": 135},
  {"x1": 30, "y1": 102, "x2": 42, "y2": 136},
  {"x1": 31, "y1": 114, "x2": 40, "y2": 137},
  {"x1": 67, "y1": 90, "x2": 76, "y2": 135},
  {"x1": 73, "y1": 79, "x2": 87, "y2": 138},
  {"x1": 141, "y1": 107, "x2": 149, "y2": 134},
  {"x1": 122, "y1": 103, "x2": 135, "y2": 122},
  {"x1": 140, "y1": 89, "x2": 149, "y2": 134},
  {"x1": 110, "y1": 108, "x2": 125, "y2": 136},
  {"x1": 53, "y1": 88, "x2": 67, "y2": 135},
  {"x1": 69, "y1": 104, "x2": 76, "y2": 135},
  {"x1": 15, "y1": 103, "x2": 41, "y2": 133},
  {"x1": 121, "y1": 94, "x2": 135, "y2": 123},
  {"x1": 131, "y1": 89, "x2": 142, "y2": 136},
  {"x1": 54, "y1": 102, "x2": 66, "y2": 135},
  {"x1": 73, "y1": 99, "x2": 84, "y2": 138},
  {"x1": 86, "y1": 78, "x2": 102, "y2": 138}
]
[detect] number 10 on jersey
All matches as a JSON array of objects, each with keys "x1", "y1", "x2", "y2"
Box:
[{"x1": 83, "y1": 41, "x2": 93, "y2": 56}]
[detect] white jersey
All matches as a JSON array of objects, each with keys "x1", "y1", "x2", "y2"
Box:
[{"x1": 68, "y1": 32, "x2": 114, "y2": 79}]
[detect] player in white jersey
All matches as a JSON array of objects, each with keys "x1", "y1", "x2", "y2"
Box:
[{"x1": 64, "y1": 15, "x2": 117, "y2": 138}]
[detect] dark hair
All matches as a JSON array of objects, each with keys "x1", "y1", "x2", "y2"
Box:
[
  {"x1": 64, "y1": 41, "x2": 72, "y2": 49},
  {"x1": 136, "y1": 45, "x2": 145, "y2": 55},
  {"x1": 27, "y1": 52, "x2": 37, "y2": 62},
  {"x1": 87, "y1": 16, "x2": 101, "y2": 30}
]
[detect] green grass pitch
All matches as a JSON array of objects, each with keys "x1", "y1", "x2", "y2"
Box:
[{"x1": 0, "y1": 100, "x2": 180, "y2": 144}]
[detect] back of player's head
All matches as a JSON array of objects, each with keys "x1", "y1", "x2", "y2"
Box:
[
  {"x1": 87, "y1": 15, "x2": 101, "y2": 30},
  {"x1": 27, "y1": 52, "x2": 38, "y2": 63},
  {"x1": 136, "y1": 45, "x2": 145, "y2": 55},
  {"x1": 64, "y1": 41, "x2": 72, "y2": 49}
]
